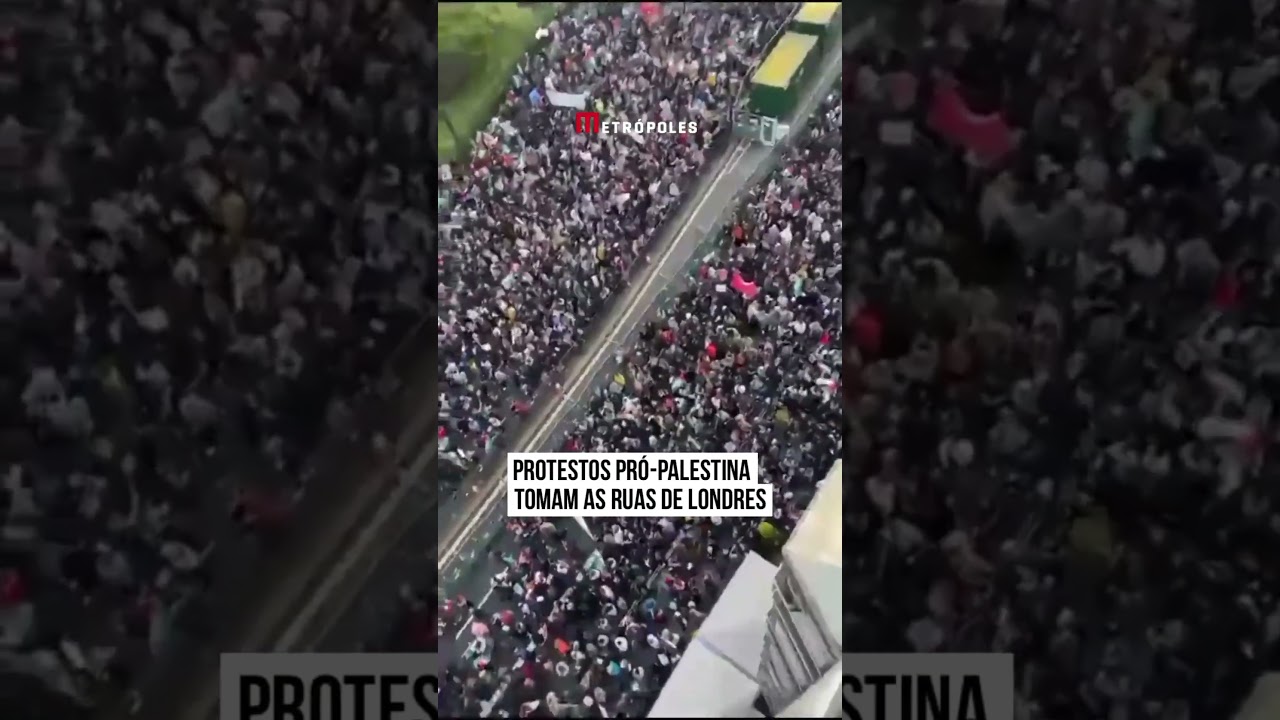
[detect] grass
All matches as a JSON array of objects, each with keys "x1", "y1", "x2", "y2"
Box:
[{"x1": 438, "y1": 3, "x2": 563, "y2": 164}]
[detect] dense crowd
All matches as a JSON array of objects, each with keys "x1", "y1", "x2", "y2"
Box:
[
  {"x1": 437, "y1": 2, "x2": 798, "y2": 482},
  {"x1": 848, "y1": 1, "x2": 1280, "y2": 719},
  {"x1": 436, "y1": 72, "x2": 842, "y2": 716},
  {"x1": 2, "y1": 0, "x2": 429, "y2": 712}
]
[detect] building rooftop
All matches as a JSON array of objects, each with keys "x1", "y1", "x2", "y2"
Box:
[
  {"x1": 648, "y1": 552, "x2": 779, "y2": 718},
  {"x1": 751, "y1": 32, "x2": 818, "y2": 88},
  {"x1": 795, "y1": 2, "x2": 840, "y2": 25},
  {"x1": 781, "y1": 460, "x2": 842, "y2": 644}
]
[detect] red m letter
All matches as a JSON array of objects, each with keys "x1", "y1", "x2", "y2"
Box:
[{"x1": 574, "y1": 111, "x2": 600, "y2": 133}]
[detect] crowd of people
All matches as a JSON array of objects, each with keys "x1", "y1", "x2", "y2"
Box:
[
  {"x1": 435, "y1": 62, "x2": 843, "y2": 716},
  {"x1": 437, "y1": 2, "x2": 798, "y2": 484},
  {"x1": 2, "y1": 0, "x2": 430, "y2": 712},
  {"x1": 848, "y1": 1, "x2": 1280, "y2": 719},
  {"x1": 436, "y1": 0, "x2": 1280, "y2": 716}
]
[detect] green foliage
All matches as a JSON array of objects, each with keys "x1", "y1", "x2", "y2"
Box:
[{"x1": 438, "y1": 3, "x2": 562, "y2": 163}]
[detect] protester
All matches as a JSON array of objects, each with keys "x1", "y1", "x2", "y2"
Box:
[
  {"x1": 1, "y1": 0, "x2": 429, "y2": 710},
  {"x1": 437, "y1": 2, "x2": 798, "y2": 483},
  {"x1": 429, "y1": 89, "x2": 843, "y2": 718},
  {"x1": 846, "y1": 2, "x2": 1280, "y2": 719}
]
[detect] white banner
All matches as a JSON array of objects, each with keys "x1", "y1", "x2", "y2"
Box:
[{"x1": 545, "y1": 89, "x2": 588, "y2": 109}]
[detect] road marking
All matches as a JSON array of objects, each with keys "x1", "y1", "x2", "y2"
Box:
[
  {"x1": 271, "y1": 434, "x2": 438, "y2": 651},
  {"x1": 178, "y1": 439, "x2": 438, "y2": 720},
  {"x1": 439, "y1": 140, "x2": 751, "y2": 569},
  {"x1": 453, "y1": 585, "x2": 497, "y2": 640},
  {"x1": 439, "y1": 40, "x2": 845, "y2": 575},
  {"x1": 234, "y1": 139, "x2": 749, "y2": 675}
]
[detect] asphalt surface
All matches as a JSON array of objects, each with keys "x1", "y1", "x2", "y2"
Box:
[
  {"x1": 134, "y1": 337, "x2": 438, "y2": 720},
  {"x1": 321, "y1": 42, "x2": 846, "y2": 673},
  {"x1": 146, "y1": 106, "x2": 756, "y2": 720},
  {"x1": 432, "y1": 42, "x2": 846, "y2": 649},
  {"x1": 315, "y1": 136, "x2": 767, "y2": 652}
]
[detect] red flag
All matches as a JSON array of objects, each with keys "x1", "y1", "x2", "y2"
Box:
[
  {"x1": 639, "y1": 2, "x2": 662, "y2": 23},
  {"x1": 851, "y1": 309, "x2": 883, "y2": 356},
  {"x1": 730, "y1": 270, "x2": 760, "y2": 299},
  {"x1": 928, "y1": 79, "x2": 1015, "y2": 166},
  {"x1": 409, "y1": 609, "x2": 434, "y2": 649},
  {"x1": 238, "y1": 487, "x2": 293, "y2": 528},
  {"x1": 0, "y1": 570, "x2": 25, "y2": 605},
  {"x1": 1213, "y1": 273, "x2": 1240, "y2": 309}
]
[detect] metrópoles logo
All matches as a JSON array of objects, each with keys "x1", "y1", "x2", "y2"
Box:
[{"x1": 574, "y1": 111, "x2": 698, "y2": 136}]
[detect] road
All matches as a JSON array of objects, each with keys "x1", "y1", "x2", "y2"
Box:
[
  {"x1": 314, "y1": 136, "x2": 768, "y2": 650},
  {"x1": 299, "y1": 43, "x2": 848, "y2": 676},
  {"x1": 158, "y1": 109, "x2": 759, "y2": 720},
  {"x1": 433, "y1": 40, "x2": 845, "y2": 637},
  {"x1": 143, "y1": 353, "x2": 438, "y2": 720}
]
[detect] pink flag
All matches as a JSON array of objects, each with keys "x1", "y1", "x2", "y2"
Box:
[
  {"x1": 928, "y1": 79, "x2": 1015, "y2": 166},
  {"x1": 730, "y1": 270, "x2": 760, "y2": 299},
  {"x1": 639, "y1": 2, "x2": 662, "y2": 24}
]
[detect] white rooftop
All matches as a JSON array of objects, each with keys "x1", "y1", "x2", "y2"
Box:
[
  {"x1": 781, "y1": 460, "x2": 842, "y2": 645},
  {"x1": 647, "y1": 641, "x2": 761, "y2": 718},
  {"x1": 648, "y1": 552, "x2": 779, "y2": 718},
  {"x1": 1237, "y1": 673, "x2": 1280, "y2": 720}
]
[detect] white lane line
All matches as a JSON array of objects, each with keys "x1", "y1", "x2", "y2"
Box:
[
  {"x1": 439, "y1": 140, "x2": 752, "y2": 568},
  {"x1": 258, "y1": 140, "x2": 748, "y2": 665},
  {"x1": 264, "y1": 139, "x2": 750, "y2": 662},
  {"x1": 452, "y1": 585, "x2": 498, "y2": 640},
  {"x1": 271, "y1": 431, "x2": 438, "y2": 651},
  {"x1": 440, "y1": 43, "x2": 845, "y2": 570},
  {"x1": 440, "y1": 34, "x2": 845, "y2": 576},
  {"x1": 181, "y1": 440, "x2": 438, "y2": 720}
]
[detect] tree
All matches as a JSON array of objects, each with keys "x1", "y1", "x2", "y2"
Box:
[{"x1": 440, "y1": 109, "x2": 466, "y2": 161}]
